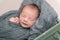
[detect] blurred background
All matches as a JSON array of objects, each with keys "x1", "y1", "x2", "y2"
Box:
[{"x1": 0, "y1": 0, "x2": 60, "y2": 19}]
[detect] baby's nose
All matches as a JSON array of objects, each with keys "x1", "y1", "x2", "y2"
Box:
[{"x1": 24, "y1": 17, "x2": 28, "y2": 22}]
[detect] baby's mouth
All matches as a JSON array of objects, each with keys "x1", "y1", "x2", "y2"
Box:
[{"x1": 22, "y1": 22, "x2": 28, "y2": 25}]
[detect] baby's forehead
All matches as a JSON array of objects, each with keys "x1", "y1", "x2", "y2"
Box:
[
  {"x1": 22, "y1": 5, "x2": 39, "y2": 14},
  {"x1": 23, "y1": 6, "x2": 38, "y2": 14}
]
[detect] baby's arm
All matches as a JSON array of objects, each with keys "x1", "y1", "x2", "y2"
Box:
[{"x1": 9, "y1": 17, "x2": 19, "y2": 24}]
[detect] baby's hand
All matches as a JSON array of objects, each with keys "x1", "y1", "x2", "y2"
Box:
[{"x1": 9, "y1": 17, "x2": 19, "y2": 24}]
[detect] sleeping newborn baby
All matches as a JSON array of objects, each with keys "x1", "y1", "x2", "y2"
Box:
[{"x1": 9, "y1": 4, "x2": 40, "y2": 28}]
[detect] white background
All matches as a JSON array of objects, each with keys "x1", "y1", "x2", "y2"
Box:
[{"x1": 0, "y1": 0, "x2": 23, "y2": 15}]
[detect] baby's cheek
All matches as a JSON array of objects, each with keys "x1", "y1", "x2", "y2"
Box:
[
  {"x1": 29, "y1": 21, "x2": 35, "y2": 26},
  {"x1": 20, "y1": 18, "x2": 23, "y2": 21}
]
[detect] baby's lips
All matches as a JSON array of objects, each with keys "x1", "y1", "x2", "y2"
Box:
[{"x1": 22, "y1": 22, "x2": 28, "y2": 25}]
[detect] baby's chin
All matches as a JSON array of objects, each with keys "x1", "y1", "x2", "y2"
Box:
[{"x1": 21, "y1": 25, "x2": 31, "y2": 29}]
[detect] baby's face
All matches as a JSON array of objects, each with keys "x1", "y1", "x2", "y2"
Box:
[{"x1": 19, "y1": 6, "x2": 38, "y2": 28}]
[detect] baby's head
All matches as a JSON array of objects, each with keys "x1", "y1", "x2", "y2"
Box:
[{"x1": 19, "y1": 4, "x2": 40, "y2": 28}]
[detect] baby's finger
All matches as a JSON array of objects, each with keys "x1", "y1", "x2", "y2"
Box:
[{"x1": 9, "y1": 17, "x2": 15, "y2": 21}]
